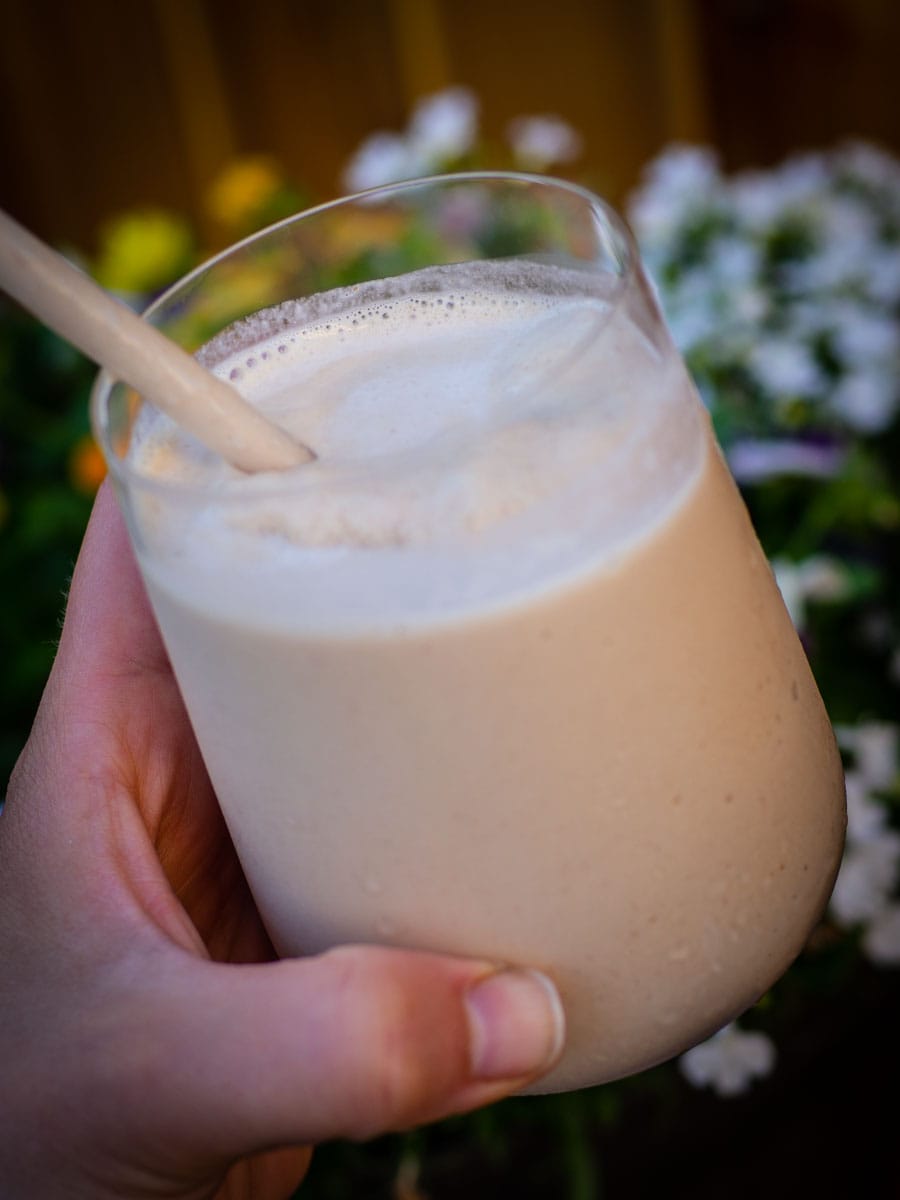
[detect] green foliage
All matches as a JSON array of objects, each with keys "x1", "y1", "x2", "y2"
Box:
[{"x1": 0, "y1": 304, "x2": 96, "y2": 789}]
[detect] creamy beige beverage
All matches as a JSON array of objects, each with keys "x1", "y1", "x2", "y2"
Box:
[{"x1": 125, "y1": 260, "x2": 845, "y2": 1093}]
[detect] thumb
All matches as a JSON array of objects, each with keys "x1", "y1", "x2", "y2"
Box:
[{"x1": 127, "y1": 945, "x2": 565, "y2": 1161}]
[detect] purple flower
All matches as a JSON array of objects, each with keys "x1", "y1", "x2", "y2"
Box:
[{"x1": 727, "y1": 438, "x2": 846, "y2": 484}]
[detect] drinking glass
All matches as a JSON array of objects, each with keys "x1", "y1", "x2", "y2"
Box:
[{"x1": 92, "y1": 173, "x2": 845, "y2": 1093}]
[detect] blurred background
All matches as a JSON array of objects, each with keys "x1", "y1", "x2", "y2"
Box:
[
  {"x1": 2, "y1": 0, "x2": 900, "y2": 243},
  {"x1": 3, "y1": 1, "x2": 900, "y2": 1198}
]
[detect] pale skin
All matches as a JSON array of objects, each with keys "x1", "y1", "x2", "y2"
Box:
[{"x1": 0, "y1": 482, "x2": 565, "y2": 1199}]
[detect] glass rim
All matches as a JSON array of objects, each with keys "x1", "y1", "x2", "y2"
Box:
[{"x1": 91, "y1": 169, "x2": 640, "y2": 503}]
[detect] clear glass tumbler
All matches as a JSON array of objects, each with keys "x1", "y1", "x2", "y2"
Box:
[{"x1": 92, "y1": 173, "x2": 845, "y2": 1093}]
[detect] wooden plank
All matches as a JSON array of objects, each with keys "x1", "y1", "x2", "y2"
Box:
[
  {"x1": 387, "y1": 0, "x2": 454, "y2": 104},
  {"x1": 651, "y1": 0, "x2": 711, "y2": 144},
  {"x1": 150, "y1": 0, "x2": 238, "y2": 238}
]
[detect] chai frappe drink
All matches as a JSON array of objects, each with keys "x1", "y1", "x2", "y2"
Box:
[{"x1": 96, "y1": 177, "x2": 845, "y2": 1093}]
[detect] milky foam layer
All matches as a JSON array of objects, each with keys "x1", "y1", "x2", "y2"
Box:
[{"x1": 128, "y1": 260, "x2": 704, "y2": 628}]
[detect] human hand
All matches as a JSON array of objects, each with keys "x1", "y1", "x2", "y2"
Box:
[{"x1": 0, "y1": 483, "x2": 565, "y2": 1199}]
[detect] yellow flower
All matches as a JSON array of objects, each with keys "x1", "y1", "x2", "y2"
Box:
[
  {"x1": 206, "y1": 156, "x2": 285, "y2": 233},
  {"x1": 69, "y1": 435, "x2": 107, "y2": 494},
  {"x1": 94, "y1": 210, "x2": 194, "y2": 295}
]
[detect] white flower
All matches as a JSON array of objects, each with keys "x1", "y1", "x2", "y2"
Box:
[
  {"x1": 665, "y1": 295, "x2": 721, "y2": 353},
  {"x1": 817, "y1": 193, "x2": 879, "y2": 252},
  {"x1": 777, "y1": 154, "x2": 832, "y2": 203},
  {"x1": 772, "y1": 561, "x2": 807, "y2": 628},
  {"x1": 862, "y1": 903, "x2": 900, "y2": 964},
  {"x1": 829, "y1": 733, "x2": 900, "y2": 933},
  {"x1": 507, "y1": 115, "x2": 583, "y2": 170},
  {"x1": 838, "y1": 140, "x2": 900, "y2": 193},
  {"x1": 643, "y1": 145, "x2": 720, "y2": 198},
  {"x1": 629, "y1": 146, "x2": 721, "y2": 249},
  {"x1": 785, "y1": 296, "x2": 838, "y2": 340},
  {"x1": 747, "y1": 337, "x2": 827, "y2": 399},
  {"x1": 729, "y1": 156, "x2": 826, "y2": 231},
  {"x1": 709, "y1": 237, "x2": 760, "y2": 287},
  {"x1": 628, "y1": 187, "x2": 687, "y2": 253},
  {"x1": 342, "y1": 132, "x2": 426, "y2": 193},
  {"x1": 730, "y1": 171, "x2": 791, "y2": 230},
  {"x1": 408, "y1": 87, "x2": 478, "y2": 163},
  {"x1": 831, "y1": 308, "x2": 899, "y2": 367},
  {"x1": 731, "y1": 286, "x2": 769, "y2": 324},
  {"x1": 829, "y1": 833, "x2": 900, "y2": 925},
  {"x1": 772, "y1": 556, "x2": 848, "y2": 628},
  {"x1": 798, "y1": 557, "x2": 848, "y2": 600},
  {"x1": 864, "y1": 247, "x2": 900, "y2": 306},
  {"x1": 786, "y1": 237, "x2": 872, "y2": 293},
  {"x1": 842, "y1": 723, "x2": 899, "y2": 793},
  {"x1": 679, "y1": 1024, "x2": 776, "y2": 1096},
  {"x1": 830, "y1": 369, "x2": 898, "y2": 433},
  {"x1": 659, "y1": 265, "x2": 758, "y2": 355},
  {"x1": 843, "y1": 771, "x2": 892, "y2": 843},
  {"x1": 781, "y1": 191, "x2": 883, "y2": 295}
]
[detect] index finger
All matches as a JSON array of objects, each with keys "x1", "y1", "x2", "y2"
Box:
[{"x1": 56, "y1": 479, "x2": 170, "y2": 686}]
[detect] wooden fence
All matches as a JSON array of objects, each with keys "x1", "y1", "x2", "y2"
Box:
[{"x1": 0, "y1": 0, "x2": 898, "y2": 247}]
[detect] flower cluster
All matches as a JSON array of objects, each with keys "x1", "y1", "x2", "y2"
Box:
[
  {"x1": 830, "y1": 723, "x2": 900, "y2": 963},
  {"x1": 342, "y1": 86, "x2": 582, "y2": 193},
  {"x1": 629, "y1": 143, "x2": 900, "y2": 449}
]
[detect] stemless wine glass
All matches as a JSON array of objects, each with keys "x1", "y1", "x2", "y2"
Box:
[{"x1": 92, "y1": 173, "x2": 845, "y2": 1093}]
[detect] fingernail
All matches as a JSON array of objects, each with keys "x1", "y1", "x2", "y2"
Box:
[{"x1": 464, "y1": 968, "x2": 566, "y2": 1081}]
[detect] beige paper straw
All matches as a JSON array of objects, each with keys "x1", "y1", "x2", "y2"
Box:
[{"x1": 0, "y1": 208, "x2": 313, "y2": 472}]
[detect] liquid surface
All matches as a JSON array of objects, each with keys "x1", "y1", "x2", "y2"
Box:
[{"x1": 130, "y1": 261, "x2": 702, "y2": 626}]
